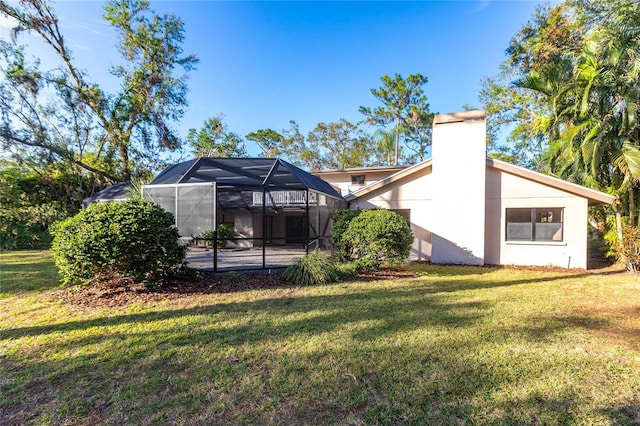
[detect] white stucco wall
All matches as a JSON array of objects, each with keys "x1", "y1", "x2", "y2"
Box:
[
  {"x1": 349, "y1": 168, "x2": 434, "y2": 261},
  {"x1": 430, "y1": 114, "x2": 486, "y2": 265},
  {"x1": 315, "y1": 170, "x2": 404, "y2": 196},
  {"x1": 485, "y1": 167, "x2": 588, "y2": 269},
  {"x1": 351, "y1": 164, "x2": 591, "y2": 269}
]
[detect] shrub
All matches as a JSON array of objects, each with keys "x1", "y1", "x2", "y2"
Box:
[
  {"x1": 333, "y1": 261, "x2": 359, "y2": 278},
  {"x1": 354, "y1": 257, "x2": 381, "y2": 272},
  {"x1": 200, "y1": 223, "x2": 240, "y2": 248},
  {"x1": 342, "y1": 209, "x2": 413, "y2": 264},
  {"x1": 615, "y1": 224, "x2": 640, "y2": 272},
  {"x1": 51, "y1": 198, "x2": 187, "y2": 287},
  {"x1": 224, "y1": 271, "x2": 247, "y2": 285},
  {"x1": 333, "y1": 258, "x2": 381, "y2": 278},
  {"x1": 0, "y1": 202, "x2": 68, "y2": 250},
  {"x1": 283, "y1": 250, "x2": 338, "y2": 286},
  {"x1": 331, "y1": 209, "x2": 363, "y2": 260}
]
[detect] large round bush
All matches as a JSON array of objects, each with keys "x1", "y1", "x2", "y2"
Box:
[
  {"x1": 331, "y1": 208, "x2": 363, "y2": 261},
  {"x1": 342, "y1": 209, "x2": 413, "y2": 263},
  {"x1": 51, "y1": 198, "x2": 186, "y2": 286}
]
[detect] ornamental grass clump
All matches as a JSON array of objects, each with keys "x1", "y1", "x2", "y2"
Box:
[
  {"x1": 51, "y1": 199, "x2": 187, "y2": 287},
  {"x1": 283, "y1": 250, "x2": 339, "y2": 286}
]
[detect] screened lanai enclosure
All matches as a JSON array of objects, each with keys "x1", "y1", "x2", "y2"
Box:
[{"x1": 142, "y1": 158, "x2": 346, "y2": 271}]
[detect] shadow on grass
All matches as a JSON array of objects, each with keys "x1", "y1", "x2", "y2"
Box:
[
  {"x1": 1, "y1": 280, "x2": 494, "y2": 423},
  {"x1": 1, "y1": 284, "x2": 487, "y2": 343},
  {"x1": 2, "y1": 270, "x2": 636, "y2": 425},
  {"x1": 515, "y1": 309, "x2": 640, "y2": 352},
  {"x1": 2, "y1": 271, "x2": 587, "y2": 341},
  {"x1": 601, "y1": 400, "x2": 640, "y2": 425}
]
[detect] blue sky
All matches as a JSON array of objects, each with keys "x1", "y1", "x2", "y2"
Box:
[{"x1": 2, "y1": 1, "x2": 546, "y2": 157}]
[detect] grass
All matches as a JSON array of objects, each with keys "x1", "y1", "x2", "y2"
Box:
[
  {"x1": 1, "y1": 251, "x2": 639, "y2": 424},
  {"x1": 0, "y1": 250, "x2": 60, "y2": 295}
]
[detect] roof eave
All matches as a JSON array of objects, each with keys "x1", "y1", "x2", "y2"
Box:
[
  {"x1": 346, "y1": 159, "x2": 433, "y2": 202},
  {"x1": 346, "y1": 157, "x2": 616, "y2": 206},
  {"x1": 312, "y1": 165, "x2": 408, "y2": 175}
]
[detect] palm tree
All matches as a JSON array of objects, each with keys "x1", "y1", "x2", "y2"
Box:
[
  {"x1": 374, "y1": 129, "x2": 396, "y2": 166},
  {"x1": 528, "y1": 24, "x2": 640, "y2": 248}
]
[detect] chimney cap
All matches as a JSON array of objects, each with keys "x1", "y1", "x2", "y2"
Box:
[{"x1": 434, "y1": 110, "x2": 486, "y2": 125}]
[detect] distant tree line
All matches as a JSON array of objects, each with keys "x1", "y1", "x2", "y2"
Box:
[
  {"x1": 0, "y1": 0, "x2": 197, "y2": 247},
  {"x1": 190, "y1": 72, "x2": 435, "y2": 171}
]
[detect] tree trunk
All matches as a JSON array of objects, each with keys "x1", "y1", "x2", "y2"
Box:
[
  {"x1": 394, "y1": 116, "x2": 400, "y2": 166},
  {"x1": 614, "y1": 197, "x2": 626, "y2": 266},
  {"x1": 120, "y1": 144, "x2": 131, "y2": 182},
  {"x1": 630, "y1": 187, "x2": 635, "y2": 227}
]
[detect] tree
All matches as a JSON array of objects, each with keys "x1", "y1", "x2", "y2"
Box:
[
  {"x1": 247, "y1": 120, "x2": 375, "y2": 170},
  {"x1": 373, "y1": 129, "x2": 396, "y2": 166},
  {"x1": 360, "y1": 73, "x2": 433, "y2": 165},
  {"x1": 186, "y1": 116, "x2": 247, "y2": 157},
  {"x1": 403, "y1": 104, "x2": 433, "y2": 162},
  {"x1": 479, "y1": 3, "x2": 585, "y2": 168},
  {"x1": 307, "y1": 119, "x2": 374, "y2": 170},
  {"x1": 0, "y1": 159, "x2": 85, "y2": 249},
  {"x1": 245, "y1": 121, "x2": 318, "y2": 168},
  {"x1": 480, "y1": 0, "x2": 640, "y2": 255},
  {"x1": 245, "y1": 128, "x2": 285, "y2": 157},
  {"x1": 0, "y1": 0, "x2": 198, "y2": 182},
  {"x1": 479, "y1": 73, "x2": 549, "y2": 168}
]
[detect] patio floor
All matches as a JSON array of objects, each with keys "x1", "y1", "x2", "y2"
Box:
[{"x1": 186, "y1": 245, "x2": 309, "y2": 272}]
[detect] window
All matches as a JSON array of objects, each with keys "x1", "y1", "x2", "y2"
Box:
[
  {"x1": 506, "y1": 208, "x2": 563, "y2": 242},
  {"x1": 351, "y1": 175, "x2": 366, "y2": 185},
  {"x1": 217, "y1": 214, "x2": 235, "y2": 229}
]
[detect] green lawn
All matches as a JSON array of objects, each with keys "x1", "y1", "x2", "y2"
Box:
[{"x1": 1, "y1": 251, "x2": 639, "y2": 424}]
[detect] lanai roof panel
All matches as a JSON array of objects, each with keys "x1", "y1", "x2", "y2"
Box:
[{"x1": 148, "y1": 158, "x2": 344, "y2": 199}]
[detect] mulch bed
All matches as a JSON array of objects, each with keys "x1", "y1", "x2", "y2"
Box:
[
  {"x1": 54, "y1": 262, "x2": 627, "y2": 309},
  {"x1": 56, "y1": 268, "x2": 419, "y2": 309}
]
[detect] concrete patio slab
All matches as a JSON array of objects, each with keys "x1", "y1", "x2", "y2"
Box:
[{"x1": 186, "y1": 246, "x2": 308, "y2": 272}]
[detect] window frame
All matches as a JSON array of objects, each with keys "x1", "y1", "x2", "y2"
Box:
[{"x1": 505, "y1": 208, "x2": 564, "y2": 242}]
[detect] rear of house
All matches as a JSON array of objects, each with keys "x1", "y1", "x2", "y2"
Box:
[{"x1": 346, "y1": 111, "x2": 614, "y2": 269}]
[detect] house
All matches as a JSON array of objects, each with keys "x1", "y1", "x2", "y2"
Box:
[{"x1": 343, "y1": 110, "x2": 615, "y2": 269}]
